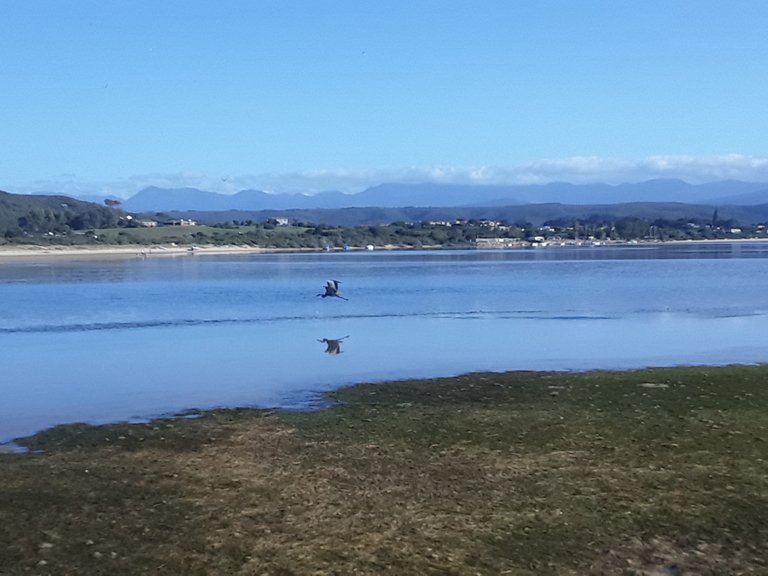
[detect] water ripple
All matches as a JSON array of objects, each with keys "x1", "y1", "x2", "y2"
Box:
[
  {"x1": 5, "y1": 307, "x2": 759, "y2": 334},
  {"x1": 0, "y1": 309, "x2": 607, "y2": 334}
]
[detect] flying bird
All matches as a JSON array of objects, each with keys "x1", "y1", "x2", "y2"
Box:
[
  {"x1": 317, "y1": 279, "x2": 347, "y2": 300},
  {"x1": 318, "y1": 335, "x2": 349, "y2": 355}
]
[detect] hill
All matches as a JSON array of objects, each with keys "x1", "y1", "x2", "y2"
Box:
[
  {"x1": 159, "y1": 202, "x2": 768, "y2": 228},
  {"x1": 0, "y1": 190, "x2": 125, "y2": 238}
]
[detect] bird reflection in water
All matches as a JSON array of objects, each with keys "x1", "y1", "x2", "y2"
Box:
[{"x1": 318, "y1": 335, "x2": 349, "y2": 355}]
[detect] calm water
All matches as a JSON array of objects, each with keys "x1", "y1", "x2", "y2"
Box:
[{"x1": 2, "y1": 242, "x2": 768, "y2": 444}]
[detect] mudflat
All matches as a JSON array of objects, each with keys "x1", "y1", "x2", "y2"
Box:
[{"x1": 1, "y1": 365, "x2": 767, "y2": 575}]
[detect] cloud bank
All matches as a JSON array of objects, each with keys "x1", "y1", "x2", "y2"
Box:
[{"x1": 7, "y1": 155, "x2": 768, "y2": 198}]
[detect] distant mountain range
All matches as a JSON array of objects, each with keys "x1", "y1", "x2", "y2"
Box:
[
  {"x1": 115, "y1": 179, "x2": 768, "y2": 213},
  {"x1": 8, "y1": 185, "x2": 768, "y2": 229}
]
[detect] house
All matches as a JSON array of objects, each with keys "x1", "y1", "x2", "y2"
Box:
[{"x1": 163, "y1": 218, "x2": 197, "y2": 227}]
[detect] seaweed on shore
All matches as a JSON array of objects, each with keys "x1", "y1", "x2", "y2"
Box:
[{"x1": 2, "y1": 365, "x2": 767, "y2": 575}]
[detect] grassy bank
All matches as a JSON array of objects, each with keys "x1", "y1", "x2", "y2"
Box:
[{"x1": 2, "y1": 365, "x2": 767, "y2": 575}]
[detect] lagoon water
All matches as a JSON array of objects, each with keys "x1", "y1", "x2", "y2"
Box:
[{"x1": 2, "y1": 242, "x2": 768, "y2": 444}]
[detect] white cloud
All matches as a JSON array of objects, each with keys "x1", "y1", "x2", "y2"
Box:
[
  {"x1": 5, "y1": 155, "x2": 768, "y2": 199},
  {"x1": 639, "y1": 154, "x2": 768, "y2": 182},
  {"x1": 462, "y1": 155, "x2": 768, "y2": 186}
]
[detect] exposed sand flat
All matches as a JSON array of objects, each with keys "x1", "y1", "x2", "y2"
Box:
[
  {"x1": 0, "y1": 243, "x2": 416, "y2": 261},
  {"x1": 0, "y1": 238, "x2": 765, "y2": 262},
  {"x1": 0, "y1": 244, "x2": 299, "y2": 261}
]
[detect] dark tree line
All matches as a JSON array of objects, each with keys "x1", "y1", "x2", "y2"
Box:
[
  {"x1": 5, "y1": 206, "x2": 123, "y2": 238},
  {"x1": 0, "y1": 191, "x2": 126, "y2": 240}
]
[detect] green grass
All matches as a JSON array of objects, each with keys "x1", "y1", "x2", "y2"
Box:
[
  {"x1": 89, "y1": 224, "x2": 309, "y2": 245},
  {"x1": 2, "y1": 365, "x2": 767, "y2": 575}
]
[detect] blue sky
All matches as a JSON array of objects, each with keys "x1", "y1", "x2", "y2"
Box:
[{"x1": 2, "y1": 1, "x2": 768, "y2": 197}]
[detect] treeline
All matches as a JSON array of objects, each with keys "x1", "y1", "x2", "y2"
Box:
[
  {"x1": 162, "y1": 201, "x2": 768, "y2": 228},
  {"x1": 81, "y1": 221, "x2": 490, "y2": 249},
  {"x1": 202, "y1": 215, "x2": 766, "y2": 249},
  {"x1": 539, "y1": 212, "x2": 750, "y2": 242},
  {"x1": 261, "y1": 221, "x2": 496, "y2": 249},
  {"x1": 0, "y1": 191, "x2": 125, "y2": 240}
]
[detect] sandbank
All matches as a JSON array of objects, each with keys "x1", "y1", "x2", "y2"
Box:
[
  {"x1": 0, "y1": 238, "x2": 765, "y2": 263},
  {"x1": 0, "y1": 244, "x2": 306, "y2": 261}
]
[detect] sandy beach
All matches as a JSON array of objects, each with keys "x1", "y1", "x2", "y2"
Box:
[
  {"x1": 0, "y1": 238, "x2": 765, "y2": 262},
  {"x1": 0, "y1": 242, "x2": 429, "y2": 261},
  {"x1": 0, "y1": 244, "x2": 299, "y2": 260}
]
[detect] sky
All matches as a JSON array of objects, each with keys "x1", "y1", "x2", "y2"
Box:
[{"x1": 2, "y1": 0, "x2": 768, "y2": 198}]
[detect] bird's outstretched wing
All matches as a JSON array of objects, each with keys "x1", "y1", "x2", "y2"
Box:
[
  {"x1": 318, "y1": 279, "x2": 347, "y2": 299},
  {"x1": 318, "y1": 336, "x2": 349, "y2": 354}
]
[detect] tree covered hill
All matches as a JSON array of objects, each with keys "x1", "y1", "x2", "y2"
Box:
[{"x1": 0, "y1": 190, "x2": 125, "y2": 238}]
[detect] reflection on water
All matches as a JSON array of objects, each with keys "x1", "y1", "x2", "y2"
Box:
[
  {"x1": 318, "y1": 336, "x2": 349, "y2": 355},
  {"x1": 1, "y1": 244, "x2": 768, "y2": 444}
]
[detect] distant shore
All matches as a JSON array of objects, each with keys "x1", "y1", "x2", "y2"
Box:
[
  {"x1": 0, "y1": 237, "x2": 766, "y2": 262},
  {"x1": 0, "y1": 244, "x2": 320, "y2": 260}
]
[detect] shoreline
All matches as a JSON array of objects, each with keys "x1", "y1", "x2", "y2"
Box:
[
  {"x1": 2, "y1": 360, "x2": 765, "y2": 451},
  {"x1": 0, "y1": 244, "x2": 329, "y2": 261},
  {"x1": 1, "y1": 237, "x2": 766, "y2": 261},
  {"x1": 2, "y1": 364, "x2": 766, "y2": 573}
]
